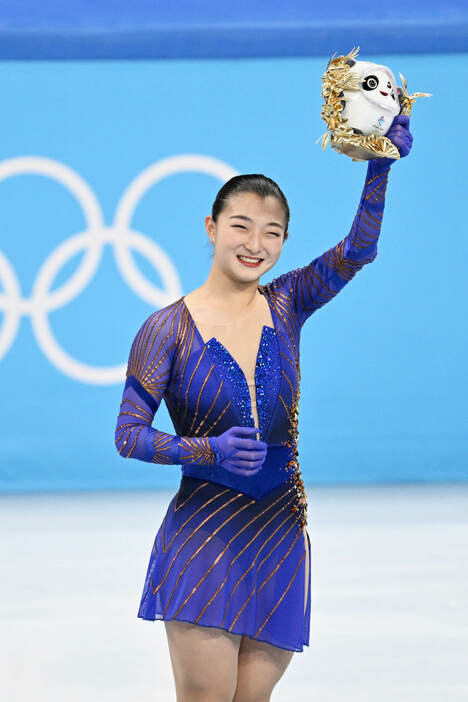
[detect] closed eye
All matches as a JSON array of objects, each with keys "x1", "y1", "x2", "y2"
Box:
[{"x1": 232, "y1": 224, "x2": 280, "y2": 237}]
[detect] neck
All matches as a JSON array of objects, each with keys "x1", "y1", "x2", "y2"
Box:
[{"x1": 199, "y1": 265, "x2": 261, "y2": 312}]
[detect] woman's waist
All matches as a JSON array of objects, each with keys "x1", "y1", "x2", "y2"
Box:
[{"x1": 181, "y1": 442, "x2": 296, "y2": 499}]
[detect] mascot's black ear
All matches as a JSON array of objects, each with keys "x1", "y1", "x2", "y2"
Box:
[
  {"x1": 352, "y1": 127, "x2": 364, "y2": 134},
  {"x1": 396, "y1": 86, "x2": 404, "y2": 106},
  {"x1": 345, "y1": 59, "x2": 356, "y2": 67}
]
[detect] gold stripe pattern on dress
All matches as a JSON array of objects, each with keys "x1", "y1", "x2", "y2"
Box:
[
  {"x1": 220, "y1": 510, "x2": 298, "y2": 627},
  {"x1": 253, "y1": 551, "x2": 306, "y2": 639},
  {"x1": 193, "y1": 494, "x2": 295, "y2": 624},
  {"x1": 153, "y1": 492, "x2": 243, "y2": 594},
  {"x1": 174, "y1": 436, "x2": 217, "y2": 466},
  {"x1": 163, "y1": 488, "x2": 230, "y2": 553},
  {"x1": 162, "y1": 497, "x2": 255, "y2": 616},
  {"x1": 226, "y1": 514, "x2": 302, "y2": 631},
  {"x1": 172, "y1": 489, "x2": 294, "y2": 620}
]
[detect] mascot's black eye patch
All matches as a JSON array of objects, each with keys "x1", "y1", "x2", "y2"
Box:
[{"x1": 363, "y1": 75, "x2": 379, "y2": 91}]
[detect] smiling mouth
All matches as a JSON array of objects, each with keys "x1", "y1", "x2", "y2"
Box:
[
  {"x1": 237, "y1": 255, "x2": 263, "y2": 267},
  {"x1": 380, "y1": 91, "x2": 389, "y2": 96}
]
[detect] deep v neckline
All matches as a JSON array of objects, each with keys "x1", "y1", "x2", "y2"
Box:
[{"x1": 181, "y1": 288, "x2": 277, "y2": 389}]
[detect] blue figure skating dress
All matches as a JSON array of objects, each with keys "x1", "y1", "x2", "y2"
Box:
[{"x1": 114, "y1": 160, "x2": 390, "y2": 652}]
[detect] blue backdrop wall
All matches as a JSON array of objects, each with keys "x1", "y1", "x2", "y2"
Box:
[
  {"x1": 1, "y1": 0, "x2": 467, "y2": 57},
  {"x1": 0, "y1": 52, "x2": 465, "y2": 492}
]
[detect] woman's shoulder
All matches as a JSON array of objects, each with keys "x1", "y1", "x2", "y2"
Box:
[{"x1": 132, "y1": 296, "x2": 185, "y2": 339}]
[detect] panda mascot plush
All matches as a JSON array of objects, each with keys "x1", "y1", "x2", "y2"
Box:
[
  {"x1": 318, "y1": 46, "x2": 431, "y2": 161},
  {"x1": 341, "y1": 61, "x2": 401, "y2": 137}
]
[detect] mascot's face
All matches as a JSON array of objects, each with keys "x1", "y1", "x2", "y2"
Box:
[
  {"x1": 341, "y1": 60, "x2": 401, "y2": 136},
  {"x1": 360, "y1": 68, "x2": 398, "y2": 112}
]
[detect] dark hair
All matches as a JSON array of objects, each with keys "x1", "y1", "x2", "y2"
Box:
[{"x1": 211, "y1": 174, "x2": 290, "y2": 241}]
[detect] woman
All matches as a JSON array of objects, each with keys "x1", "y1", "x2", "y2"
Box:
[{"x1": 115, "y1": 114, "x2": 412, "y2": 702}]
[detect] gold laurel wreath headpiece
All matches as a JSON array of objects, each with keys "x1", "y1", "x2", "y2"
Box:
[{"x1": 317, "y1": 46, "x2": 432, "y2": 161}]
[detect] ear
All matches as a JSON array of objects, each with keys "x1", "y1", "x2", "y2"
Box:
[{"x1": 205, "y1": 215, "x2": 216, "y2": 242}]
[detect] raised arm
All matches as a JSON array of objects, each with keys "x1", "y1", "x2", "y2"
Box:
[
  {"x1": 268, "y1": 158, "x2": 391, "y2": 327},
  {"x1": 114, "y1": 309, "x2": 216, "y2": 466},
  {"x1": 267, "y1": 115, "x2": 413, "y2": 327}
]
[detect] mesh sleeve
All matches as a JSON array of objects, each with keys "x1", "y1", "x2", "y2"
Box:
[
  {"x1": 114, "y1": 308, "x2": 216, "y2": 466},
  {"x1": 267, "y1": 159, "x2": 391, "y2": 327}
]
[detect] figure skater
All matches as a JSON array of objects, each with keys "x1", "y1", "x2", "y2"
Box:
[{"x1": 115, "y1": 114, "x2": 413, "y2": 702}]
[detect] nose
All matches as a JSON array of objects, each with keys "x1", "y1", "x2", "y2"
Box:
[{"x1": 244, "y1": 229, "x2": 262, "y2": 255}]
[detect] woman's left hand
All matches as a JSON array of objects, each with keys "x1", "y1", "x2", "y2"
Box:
[
  {"x1": 386, "y1": 114, "x2": 413, "y2": 158},
  {"x1": 369, "y1": 114, "x2": 413, "y2": 169}
]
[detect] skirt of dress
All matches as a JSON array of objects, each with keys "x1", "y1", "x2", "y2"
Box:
[{"x1": 137, "y1": 475, "x2": 311, "y2": 652}]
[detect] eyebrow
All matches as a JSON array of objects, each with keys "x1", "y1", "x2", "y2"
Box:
[{"x1": 228, "y1": 214, "x2": 283, "y2": 229}]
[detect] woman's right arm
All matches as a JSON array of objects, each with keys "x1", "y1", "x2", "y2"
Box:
[{"x1": 114, "y1": 309, "x2": 217, "y2": 466}]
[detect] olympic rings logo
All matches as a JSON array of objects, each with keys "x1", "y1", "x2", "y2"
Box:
[{"x1": 0, "y1": 154, "x2": 238, "y2": 384}]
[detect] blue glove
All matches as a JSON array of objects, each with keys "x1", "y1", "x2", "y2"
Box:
[
  {"x1": 372, "y1": 114, "x2": 413, "y2": 168},
  {"x1": 208, "y1": 426, "x2": 267, "y2": 476}
]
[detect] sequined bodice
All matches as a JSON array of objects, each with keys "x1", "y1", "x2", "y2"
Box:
[{"x1": 205, "y1": 325, "x2": 281, "y2": 441}]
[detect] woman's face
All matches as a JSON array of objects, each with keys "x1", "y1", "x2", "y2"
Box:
[{"x1": 205, "y1": 192, "x2": 287, "y2": 281}]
